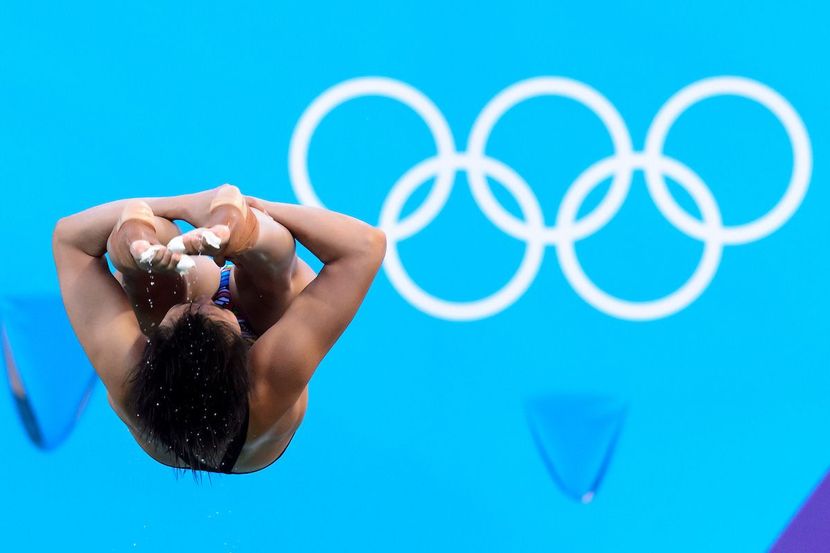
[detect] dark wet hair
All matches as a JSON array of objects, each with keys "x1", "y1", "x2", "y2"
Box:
[{"x1": 126, "y1": 304, "x2": 250, "y2": 481}]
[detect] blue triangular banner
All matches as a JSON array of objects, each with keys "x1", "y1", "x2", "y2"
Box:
[
  {"x1": 525, "y1": 394, "x2": 627, "y2": 503},
  {"x1": 0, "y1": 294, "x2": 98, "y2": 450}
]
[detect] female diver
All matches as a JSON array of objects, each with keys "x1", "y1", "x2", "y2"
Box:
[{"x1": 52, "y1": 184, "x2": 386, "y2": 477}]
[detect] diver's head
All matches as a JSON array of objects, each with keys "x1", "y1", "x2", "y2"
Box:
[
  {"x1": 161, "y1": 294, "x2": 242, "y2": 333},
  {"x1": 127, "y1": 302, "x2": 250, "y2": 479}
]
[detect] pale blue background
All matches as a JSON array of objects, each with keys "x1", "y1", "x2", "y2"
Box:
[{"x1": 1, "y1": 1, "x2": 828, "y2": 551}]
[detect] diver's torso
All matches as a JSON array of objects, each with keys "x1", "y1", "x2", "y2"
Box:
[{"x1": 113, "y1": 253, "x2": 317, "y2": 473}]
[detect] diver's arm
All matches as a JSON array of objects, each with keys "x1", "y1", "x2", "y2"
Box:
[
  {"x1": 52, "y1": 195, "x2": 194, "y2": 397},
  {"x1": 244, "y1": 199, "x2": 383, "y2": 264},
  {"x1": 245, "y1": 199, "x2": 386, "y2": 395},
  {"x1": 171, "y1": 185, "x2": 296, "y2": 272},
  {"x1": 52, "y1": 221, "x2": 147, "y2": 400},
  {"x1": 55, "y1": 196, "x2": 188, "y2": 257}
]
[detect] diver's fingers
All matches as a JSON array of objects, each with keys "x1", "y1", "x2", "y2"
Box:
[
  {"x1": 128, "y1": 240, "x2": 152, "y2": 265},
  {"x1": 178, "y1": 229, "x2": 205, "y2": 255},
  {"x1": 147, "y1": 246, "x2": 169, "y2": 271},
  {"x1": 167, "y1": 235, "x2": 186, "y2": 254},
  {"x1": 157, "y1": 247, "x2": 174, "y2": 270},
  {"x1": 200, "y1": 225, "x2": 228, "y2": 256},
  {"x1": 169, "y1": 252, "x2": 182, "y2": 271},
  {"x1": 176, "y1": 255, "x2": 196, "y2": 274},
  {"x1": 163, "y1": 250, "x2": 187, "y2": 274},
  {"x1": 130, "y1": 241, "x2": 165, "y2": 271}
]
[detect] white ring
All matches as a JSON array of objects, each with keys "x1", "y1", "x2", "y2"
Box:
[
  {"x1": 289, "y1": 76, "x2": 812, "y2": 321},
  {"x1": 288, "y1": 77, "x2": 457, "y2": 238},
  {"x1": 379, "y1": 154, "x2": 546, "y2": 321},
  {"x1": 644, "y1": 76, "x2": 812, "y2": 245},
  {"x1": 556, "y1": 154, "x2": 723, "y2": 320},
  {"x1": 466, "y1": 77, "x2": 635, "y2": 243}
]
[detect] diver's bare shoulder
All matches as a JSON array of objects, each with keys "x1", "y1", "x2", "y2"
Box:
[{"x1": 109, "y1": 253, "x2": 317, "y2": 472}]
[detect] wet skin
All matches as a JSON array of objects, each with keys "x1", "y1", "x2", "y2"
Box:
[{"x1": 106, "y1": 209, "x2": 315, "y2": 473}]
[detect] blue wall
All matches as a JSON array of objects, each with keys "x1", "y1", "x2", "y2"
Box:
[{"x1": 1, "y1": 1, "x2": 827, "y2": 551}]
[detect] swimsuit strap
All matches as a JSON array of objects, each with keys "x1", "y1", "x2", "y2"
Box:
[
  {"x1": 210, "y1": 263, "x2": 259, "y2": 342},
  {"x1": 211, "y1": 264, "x2": 234, "y2": 308}
]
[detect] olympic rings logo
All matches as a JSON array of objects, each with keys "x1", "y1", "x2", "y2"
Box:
[{"x1": 289, "y1": 76, "x2": 812, "y2": 321}]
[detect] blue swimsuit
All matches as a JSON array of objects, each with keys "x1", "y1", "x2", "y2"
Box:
[{"x1": 211, "y1": 262, "x2": 258, "y2": 343}]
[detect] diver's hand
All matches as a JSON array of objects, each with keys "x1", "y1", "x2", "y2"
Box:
[
  {"x1": 167, "y1": 184, "x2": 261, "y2": 266},
  {"x1": 169, "y1": 224, "x2": 231, "y2": 265},
  {"x1": 106, "y1": 200, "x2": 193, "y2": 275},
  {"x1": 128, "y1": 240, "x2": 191, "y2": 274}
]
